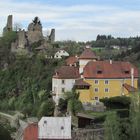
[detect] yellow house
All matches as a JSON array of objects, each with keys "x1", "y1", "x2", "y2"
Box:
[
  {"x1": 53, "y1": 47, "x2": 139, "y2": 104},
  {"x1": 75, "y1": 60, "x2": 138, "y2": 103}
]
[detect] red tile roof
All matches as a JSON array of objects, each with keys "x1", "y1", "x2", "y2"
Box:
[
  {"x1": 23, "y1": 123, "x2": 38, "y2": 140},
  {"x1": 123, "y1": 83, "x2": 137, "y2": 92},
  {"x1": 79, "y1": 48, "x2": 97, "y2": 59},
  {"x1": 53, "y1": 66, "x2": 80, "y2": 79},
  {"x1": 83, "y1": 61, "x2": 138, "y2": 79},
  {"x1": 66, "y1": 56, "x2": 78, "y2": 66},
  {"x1": 75, "y1": 79, "x2": 91, "y2": 86}
]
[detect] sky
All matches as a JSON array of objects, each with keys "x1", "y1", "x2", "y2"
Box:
[{"x1": 0, "y1": 0, "x2": 140, "y2": 41}]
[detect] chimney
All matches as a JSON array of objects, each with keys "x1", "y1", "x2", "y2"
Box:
[
  {"x1": 131, "y1": 68, "x2": 134, "y2": 87},
  {"x1": 110, "y1": 59, "x2": 112, "y2": 64}
]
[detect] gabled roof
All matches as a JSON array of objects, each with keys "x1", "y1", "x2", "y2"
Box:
[
  {"x1": 83, "y1": 61, "x2": 139, "y2": 79},
  {"x1": 77, "y1": 113, "x2": 95, "y2": 120},
  {"x1": 79, "y1": 48, "x2": 97, "y2": 59},
  {"x1": 75, "y1": 79, "x2": 91, "y2": 86},
  {"x1": 66, "y1": 56, "x2": 78, "y2": 66},
  {"x1": 23, "y1": 123, "x2": 38, "y2": 140},
  {"x1": 53, "y1": 66, "x2": 80, "y2": 79},
  {"x1": 123, "y1": 83, "x2": 137, "y2": 92}
]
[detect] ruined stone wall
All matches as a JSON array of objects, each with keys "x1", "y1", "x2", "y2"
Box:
[
  {"x1": 7, "y1": 15, "x2": 13, "y2": 31},
  {"x1": 27, "y1": 31, "x2": 43, "y2": 44},
  {"x1": 18, "y1": 30, "x2": 27, "y2": 48},
  {"x1": 27, "y1": 22, "x2": 43, "y2": 44},
  {"x1": 3, "y1": 15, "x2": 13, "y2": 34},
  {"x1": 72, "y1": 129, "x2": 104, "y2": 140},
  {"x1": 49, "y1": 29, "x2": 55, "y2": 43}
]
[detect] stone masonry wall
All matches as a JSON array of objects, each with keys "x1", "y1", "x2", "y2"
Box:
[{"x1": 72, "y1": 129, "x2": 104, "y2": 140}]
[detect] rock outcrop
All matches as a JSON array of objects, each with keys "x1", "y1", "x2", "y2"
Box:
[{"x1": 27, "y1": 17, "x2": 43, "y2": 44}]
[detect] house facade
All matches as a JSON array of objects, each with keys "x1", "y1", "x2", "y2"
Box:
[
  {"x1": 38, "y1": 117, "x2": 71, "y2": 140},
  {"x1": 52, "y1": 47, "x2": 139, "y2": 104},
  {"x1": 52, "y1": 66, "x2": 80, "y2": 104},
  {"x1": 75, "y1": 61, "x2": 138, "y2": 103},
  {"x1": 79, "y1": 47, "x2": 98, "y2": 74},
  {"x1": 54, "y1": 49, "x2": 69, "y2": 59}
]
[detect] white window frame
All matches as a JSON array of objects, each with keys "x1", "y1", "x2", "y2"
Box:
[
  {"x1": 104, "y1": 88, "x2": 109, "y2": 93},
  {"x1": 94, "y1": 80, "x2": 99, "y2": 85},
  {"x1": 94, "y1": 87, "x2": 99, "y2": 93},
  {"x1": 104, "y1": 80, "x2": 109, "y2": 85},
  {"x1": 62, "y1": 88, "x2": 65, "y2": 93}
]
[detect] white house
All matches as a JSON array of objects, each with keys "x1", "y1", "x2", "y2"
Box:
[
  {"x1": 54, "y1": 49, "x2": 69, "y2": 59},
  {"x1": 38, "y1": 116, "x2": 71, "y2": 140},
  {"x1": 52, "y1": 66, "x2": 80, "y2": 104},
  {"x1": 79, "y1": 47, "x2": 98, "y2": 74}
]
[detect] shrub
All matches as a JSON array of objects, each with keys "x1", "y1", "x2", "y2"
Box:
[{"x1": 100, "y1": 96, "x2": 131, "y2": 109}]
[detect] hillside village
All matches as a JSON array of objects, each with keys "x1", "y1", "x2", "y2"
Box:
[{"x1": 0, "y1": 15, "x2": 140, "y2": 140}]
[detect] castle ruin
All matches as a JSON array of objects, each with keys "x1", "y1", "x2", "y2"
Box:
[
  {"x1": 3, "y1": 15, "x2": 13, "y2": 34},
  {"x1": 3, "y1": 15, "x2": 55, "y2": 53}
]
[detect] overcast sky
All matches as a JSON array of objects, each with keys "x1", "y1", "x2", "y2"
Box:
[{"x1": 0, "y1": 0, "x2": 140, "y2": 41}]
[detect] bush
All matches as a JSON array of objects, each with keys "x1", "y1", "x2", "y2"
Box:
[
  {"x1": 0, "y1": 124, "x2": 12, "y2": 140},
  {"x1": 100, "y1": 96, "x2": 131, "y2": 109},
  {"x1": 37, "y1": 99, "x2": 55, "y2": 118},
  {"x1": 116, "y1": 109, "x2": 129, "y2": 118}
]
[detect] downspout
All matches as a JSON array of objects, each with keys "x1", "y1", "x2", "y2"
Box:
[{"x1": 131, "y1": 68, "x2": 134, "y2": 87}]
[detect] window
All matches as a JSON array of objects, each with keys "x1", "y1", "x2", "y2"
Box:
[
  {"x1": 62, "y1": 88, "x2": 65, "y2": 93},
  {"x1": 94, "y1": 88, "x2": 99, "y2": 92},
  {"x1": 61, "y1": 126, "x2": 64, "y2": 130},
  {"x1": 105, "y1": 80, "x2": 109, "y2": 84},
  {"x1": 105, "y1": 88, "x2": 109, "y2": 93},
  {"x1": 95, "y1": 80, "x2": 99, "y2": 84},
  {"x1": 95, "y1": 97, "x2": 99, "y2": 100},
  {"x1": 97, "y1": 70, "x2": 102, "y2": 74},
  {"x1": 62, "y1": 80, "x2": 65, "y2": 84},
  {"x1": 124, "y1": 70, "x2": 129, "y2": 74}
]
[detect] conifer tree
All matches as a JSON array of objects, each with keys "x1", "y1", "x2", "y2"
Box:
[{"x1": 104, "y1": 112, "x2": 121, "y2": 140}]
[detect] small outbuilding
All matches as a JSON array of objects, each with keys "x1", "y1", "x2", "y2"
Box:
[
  {"x1": 77, "y1": 113, "x2": 95, "y2": 128},
  {"x1": 38, "y1": 116, "x2": 71, "y2": 140}
]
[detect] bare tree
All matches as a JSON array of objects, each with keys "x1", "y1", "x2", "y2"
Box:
[{"x1": 13, "y1": 22, "x2": 22, "y2": 31}]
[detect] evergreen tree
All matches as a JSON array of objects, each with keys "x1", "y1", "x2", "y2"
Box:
[
  {"x1": 130, "y1": 93, "x2": 140, "y2": 140},
  {"x1": 104, "y1": 112, "x2": 121, "y2": 140}
]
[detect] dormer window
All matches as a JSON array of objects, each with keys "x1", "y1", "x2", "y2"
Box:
[
  {"x1": 97, "y1": 70, "x2": 102, "y2": 74},
  {"x1": 124, "y1": 70, "x2": 129, "y2": 74}
]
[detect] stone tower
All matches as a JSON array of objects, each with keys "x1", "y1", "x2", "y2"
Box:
[
  {"x1": 3, "y1": 15, "x2": 13, "y2": 34},
  {"x1": 18, "y1": 30, "x2": 28, "y2": 49},
  {"x1": 49, "y1": 29, "x2": 55, "y2": 43}
]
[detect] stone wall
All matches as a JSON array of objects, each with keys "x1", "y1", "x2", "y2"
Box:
[
  {"x1": 3, "y1": 15, "x2": 13, "y2": 34},
  {"x1": 49, "y1": 29, "x2": 55, "y2": 43},
  {"x1": 18, "y1": 30, "x2": 27, "y2": 48},
  {"x1": 72, "y1": 128, "x2": 104, "y2": 140},
  {"x1": 27, "y1": 20, "x2": 43, "y2": 44}
]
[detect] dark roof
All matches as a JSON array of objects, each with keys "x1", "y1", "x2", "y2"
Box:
[
  {"x1": 79, "y1": 48, "x2": 97, "y2": 59},
  {"x1": 77, "y1": 113, "x2": 95, "y2": 120},
  {"x1": 75, "y1": 79, "x2": 91, "y2": 86},
  {"x1": 53, "y1": 66, "x2": 80, "y2": 79},
  {"x1": 83, "y1": 61, "x2": 138, "y2": 79},
  {"x1": 123, "y1": 83, "x2": 137, "y2": 92},
  {"x1": 66, "y1": 56, "x2": 78, "y2": 65}
]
